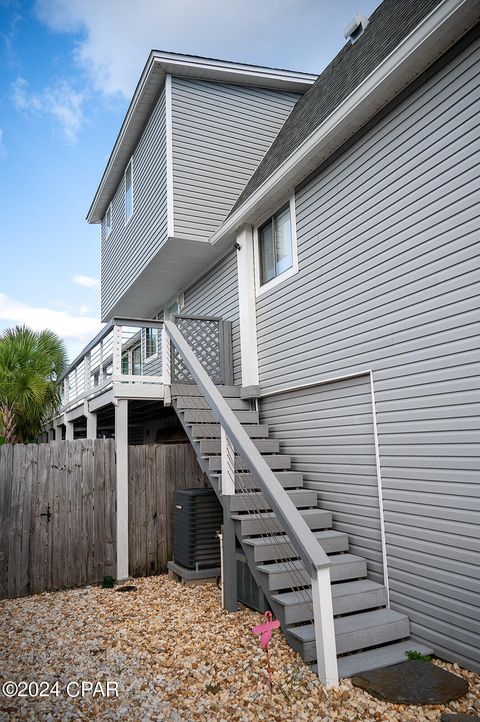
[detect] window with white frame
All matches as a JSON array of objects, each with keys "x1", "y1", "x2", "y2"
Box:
[
  {"x1": 256, "y1": 198, "x2": 297, "y2": 292},
  {"x1": 125, "y1": 159, "x2": 133, "y2": 222},
  {"x1": 105, "y1": 203, "x2": 112, "y2": 238},
  {"x1": 144, "y1": 327, "x2": 159, "y2": 361}
]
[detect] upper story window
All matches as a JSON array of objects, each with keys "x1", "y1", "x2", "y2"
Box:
[
  {"x1": 125, "y1": 159, "x2": 133, "y2": 223},
  {"x1": 104, "y1": 203, "x2": 112, "y2": 238},
  {"x1": 255, "y1": 196, "x2": 298, "y2": 295}
]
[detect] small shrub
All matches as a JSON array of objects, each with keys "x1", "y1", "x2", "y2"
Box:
[{"x1": 405, "y1": 650, "x2": 432, "y2": 661}]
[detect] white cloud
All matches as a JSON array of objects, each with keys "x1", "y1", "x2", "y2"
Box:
[
  {"x1": 11, "y1": 76, "x2": 86, "y2": 143},
  {"x1": 49, "y1": 298, "x2": 72, "y2": 310},
  {"x1": 34, "y1": 0, "x2": 303, "y2": 98},
  {"x1": 0, "y1": 292, "x2": 103, "y2": 360},
  {"x1": 72, "y1": 274, "x2": 99, "y2": 290},
  {"x1": 0, "y1": 128, "x2": 6, "y2": 160},
  {"x1": 79, "y1": 304, "x2": 90, "y2": 315}
]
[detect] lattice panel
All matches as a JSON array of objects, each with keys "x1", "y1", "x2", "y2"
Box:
[{"x1": 172, "y1": 317, "x2": 223, "y2": 384}]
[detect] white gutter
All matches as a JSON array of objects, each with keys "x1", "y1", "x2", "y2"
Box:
[{"x1": 210, "y1": 0, "x2": 479, "y2": 245}]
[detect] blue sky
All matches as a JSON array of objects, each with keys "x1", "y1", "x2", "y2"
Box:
[{"x1": 0, "y1": 0, "x2": 380, "y2": 360}]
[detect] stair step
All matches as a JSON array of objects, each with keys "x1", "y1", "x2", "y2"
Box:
[
  {"x1": 287, "y1": 609, "x2": 410, "y2": 662},
  {"x1": 272, "y1": 580, "x2": 388, "y2": 625},
  {"x1": 330, "y1": 554, "x2": 368, "y2": 582},
  {"x1": 200, "y1": 438, "x2": 280, "y2": 455},
  {"x1": 190, "y1": 423, "x2": 269, "y2": 439},
  {"x1": 183, "y1": 409, "x2": 259, "y2": 425},
  {"x1": 232, "y1": 508, "x2": 331, "y2": 535},
  {"x1": 336, "y1": 640, "x2": 433, "y2": 678},
  {"x1": 172, "y1": 384, "x2": 241, "y2": 397},
  {"x1": 257, "y1": 554, "x2": 367, "y2": 592},
  {"x1": 176, "y1": 396, "x2": 249, "y2": 411},
  {"x1": 244, "y1": 530, "x2": 349, "y2": 562},
  {"x1": 208, "y1": 454, "x2": 291, "y2": 472},
  {"x1": 215, "y1": 470, "x2": 303, "y2": 491},
  {"x1": 229, "y1": 489, "x2": 317, "y2": 513}
]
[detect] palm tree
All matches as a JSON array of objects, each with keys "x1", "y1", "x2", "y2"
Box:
[{"x1": 0, "y1": 326, "x2": 68, "y2": 444}]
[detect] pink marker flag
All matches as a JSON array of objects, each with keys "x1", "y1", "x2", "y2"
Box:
[{"x1": 252, "y1": 611, "x2": 280, "y2": 649}]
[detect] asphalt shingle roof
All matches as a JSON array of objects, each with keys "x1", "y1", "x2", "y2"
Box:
[{"x1": 230, "y1": 0, "x2": 442, "y2": 214}]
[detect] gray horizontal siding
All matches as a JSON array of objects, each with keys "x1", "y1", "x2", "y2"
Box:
[
  {"x1": 182, "y1": 251, "x2": 241, "y2": 385},
  {"x1": 101, "y1": 87, "x2": 168, "y2": 320},
  {"x1": 260, "y1": 376, "x2": 383, "y2": 583},
  {"x1": 256, "y1": 36, "x2": 480, "y2": 671},
  {"x1": 171, "y1": 77, "x2": 300, "y2": 240}
]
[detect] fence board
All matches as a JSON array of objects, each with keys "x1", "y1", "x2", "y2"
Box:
[{"x1": 0, "y1": 438, "x2": 208, "y2": 598}]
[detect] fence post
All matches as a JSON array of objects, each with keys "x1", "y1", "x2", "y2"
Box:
[
  {"x1": 115, "y1": 398, "x2": 129, "y2": 581},
  {"x1": 162, "y1": 327, "x2": 171, "y2": 406},
  {"x1": 311, "y1": 566, "x2": 339, "y2": 686},
  {"x1": 220, "y1": 427, "x2": 237, "y2": 612}
]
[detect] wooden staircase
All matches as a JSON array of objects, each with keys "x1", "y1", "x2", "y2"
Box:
[{"x1": 172, "y1": 382, "x2": 431, "y2": 678}]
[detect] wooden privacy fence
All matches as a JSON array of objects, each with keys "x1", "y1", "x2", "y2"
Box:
[
  {"x1": 0, "y1": 440, "x2": 207, "y2": 600},
  {"x1": 128, "y1": 443, "x2": 207, "y2": 577}
]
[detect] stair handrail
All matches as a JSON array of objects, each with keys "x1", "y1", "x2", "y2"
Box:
[
  {"x1": 167, "y1": 320, "x2": 338, "y2": 685},
  {"x1": 164, "y1": 320, "x2": 329, "y2": 575}
]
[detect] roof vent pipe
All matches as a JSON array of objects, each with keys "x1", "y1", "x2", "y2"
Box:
[{"x1": 343, "y1": 13, "x2": 369, "y2": 44}]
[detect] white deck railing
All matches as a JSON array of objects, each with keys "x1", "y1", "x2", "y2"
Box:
[{"x1": 58, "y1": 315, "x2": 232, "y2": 412}]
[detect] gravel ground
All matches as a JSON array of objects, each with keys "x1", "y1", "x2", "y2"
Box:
[{"x1": 0, "y1": 576, "x2": 478, "y2": 722}]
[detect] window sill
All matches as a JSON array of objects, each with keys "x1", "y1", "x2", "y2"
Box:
[{"x1": 256, "y1": 264, "x2": 298, "y2": 298}]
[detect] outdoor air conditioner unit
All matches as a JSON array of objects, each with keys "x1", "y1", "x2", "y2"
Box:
[{"x1": 173, "y1": 488, "x2": 223, "y2": 570}]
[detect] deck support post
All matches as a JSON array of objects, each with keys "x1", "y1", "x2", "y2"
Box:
[
  {"x1": 84, "y1": 401, "x2": 97, "y2": 440},
  {"x1": 65, "y1": 419, "x2": 74, "y2": 441},
  {"x1": 220, "y1": 427, "x2": 237, "y2": 612},
  {"x1": 311, "y1": 566, "x2": 339, "y2": 687},
  {"x1": 115, "y1": 398, "x2": 129, "y2": 581}
]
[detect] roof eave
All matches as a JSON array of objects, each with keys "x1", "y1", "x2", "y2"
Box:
[
  {"x1": 86, "y1": 52, "x2": 316, "y2": 224},
  {"x1": 210, "y1": 0, "x2": 479, "y2": 247}
]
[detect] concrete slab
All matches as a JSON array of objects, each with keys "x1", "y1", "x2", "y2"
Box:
[{"x1": 351, "y1": 660, "x2": 469, "y2": 704}]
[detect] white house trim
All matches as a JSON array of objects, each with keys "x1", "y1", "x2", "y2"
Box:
[
  {"x1": 236, "y1": 225, "x2": 259, "y2": 387},
  {"x1": 165, "y1": 74, "x2": 175, "y2": 238}
]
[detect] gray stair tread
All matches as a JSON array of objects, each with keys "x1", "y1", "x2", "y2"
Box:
[
  {"x1": 184, "y1": 409, "x2": 258, "y2": 423},
  {"x1": 200, "y1": 439, "x2": 279, "y2": 454},
  {"x1": 257, "y1": 559, "x2": 305, "y2": 574},
  {"x1": 208, "y1": 454, "x2": 292, "y2": 471},
  {"x1": 329, "y1": 553, "x2": 367, "y2": 569},
  {"x1": 336, "y1": 640, "x2": 433, "y2": 678},
  {"x1": 288, "y1": 609, "x2": 409, "y2": 643},
  {"x1": 232, "y1": 508, "x2": 327, "y2": 522},
  {"x1": 222, "y1": 471, "x2": 303, "y2": 486},
  {"x1": 172, "y1": 384, "x2": 241, "y2": 397},
  {"x1": 190, "y1": 424, "x2": 269, "y2": 438},
  {"x1": 230, "y1": 489, "x2": 317, "y2": 511},
  {"x1": 244, "y1": 530, "x2": 348, "y2": 548},
  {"x1": 273, "y1": 579, "x2": 385, "y2": 606}
]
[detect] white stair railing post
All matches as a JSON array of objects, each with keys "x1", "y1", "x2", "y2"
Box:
[
  {"x1": 98, "y1": 339, "x2": 104, "y2": 384},
  {"x1": 162, "y1": 326, "x2": 171, "y2": 406},
  {"x1": 311, "y1": 566, "x2": 339, "y2": 686},
  {"x1": 112, "y1": 324, "x2": 123, "y2": 378},
  {"x1": 84, "y1": 352, "x2": 91, "y2": 394},
  {"x1": 220, "y1": 426, "x2": 237, "y2": 612}
]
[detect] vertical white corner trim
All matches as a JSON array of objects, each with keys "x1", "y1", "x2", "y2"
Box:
[
  {"x1": 236, "y1": 225, "x2": 259, "y2": 387},
  {"x1": 370, "y1": 370, "x2": 390, "y2": 607},
  {"x1": 115, "y1": 398, "x2": 129, "y2": 581},
  {"x1": 165, "y1": 74, "x2": 175, "y2": 237}
]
